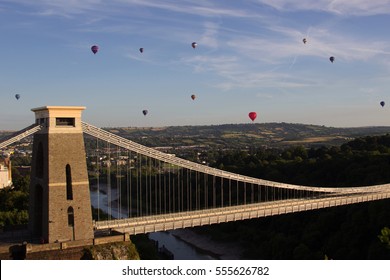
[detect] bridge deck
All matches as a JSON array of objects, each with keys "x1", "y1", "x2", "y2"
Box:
[{"x1": 94, "y1": 190, "x2": 390, "y2": 235}]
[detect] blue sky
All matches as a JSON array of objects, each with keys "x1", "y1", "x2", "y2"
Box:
[{"x1": 1, "y1": 0, "x2": 390, "y2": 130}]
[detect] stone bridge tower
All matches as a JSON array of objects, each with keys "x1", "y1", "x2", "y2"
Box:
[{"x1": 29, "y1": 106, "x2": 93, "y2": 243}]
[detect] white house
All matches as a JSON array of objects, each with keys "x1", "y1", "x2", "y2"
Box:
[{"x1": 0, "y1": 158, "x2": 12, "y2": 189}]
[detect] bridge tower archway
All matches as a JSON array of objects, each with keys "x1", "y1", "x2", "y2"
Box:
[{"x1": 28, "y1": 106, "x2": 93, "y2": 243}]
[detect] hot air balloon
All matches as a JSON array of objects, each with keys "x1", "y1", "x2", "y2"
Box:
[
  {"x1": 15, "y1": 94, "x2": 20, "y2": 100},
  {"x1": 191, "y1": 42, "x2": 197, "y2": 49},
  {"x1": 191, "y1": 94, "x2": 196, "y2": 100},
  {"x1": 329, "y1": 56, "x2": 335, "y2": 63},
  {"x1": 380, "y1": 101, "x2": 385, "y2": 107},
  {"x1": 142, "y1": 110, "x2": 148, "y2": 116},
  {"x1": 303, "y1": 38, "x2": 307, "y2": 44},
  {"x1": 139, "y1": 48, "x2": 144, "y2": 53},
  {"x1": 91, "y1": 45, "x2": 99, "y2": 54},
  {"x1": 248, "y1": 112, "x2": 257, "y2": 122}
]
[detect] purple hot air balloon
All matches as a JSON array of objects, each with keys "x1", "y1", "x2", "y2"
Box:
[{"x1": 91, "y1": 45, "x2": 99, "y2": 54}]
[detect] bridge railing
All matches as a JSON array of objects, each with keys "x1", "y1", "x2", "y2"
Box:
[{"x1": 0, "y1": 124, "x2": 42, "y2": 150}]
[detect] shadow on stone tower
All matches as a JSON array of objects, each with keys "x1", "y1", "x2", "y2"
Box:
[{"x1": 28, "y1": 106, "x2": 93, "y2": 243}]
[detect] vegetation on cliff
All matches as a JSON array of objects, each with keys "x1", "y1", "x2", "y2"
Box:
[{"x1": 81, "y1": 241, "x2": 140, "y2": 260}]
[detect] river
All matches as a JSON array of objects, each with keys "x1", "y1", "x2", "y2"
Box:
[{"x1": 90, "y1": 187, "x2": 219, "y2": 260}]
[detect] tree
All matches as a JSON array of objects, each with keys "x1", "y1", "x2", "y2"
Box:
[{"x1": 378, "y1": 227, "x2": 390, "y2": 249}]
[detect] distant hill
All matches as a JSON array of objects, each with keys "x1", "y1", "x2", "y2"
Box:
[
  {"x1": 103, "y1": 123, "x2": 390, "y2": 149},
  {"x1": 2, "y1": 123, "x2": 390, "y2": 150}
]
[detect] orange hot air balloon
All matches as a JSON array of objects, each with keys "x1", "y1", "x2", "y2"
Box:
[{"x1": 248, "y1": 112, "x2": 257, "y2": 121}]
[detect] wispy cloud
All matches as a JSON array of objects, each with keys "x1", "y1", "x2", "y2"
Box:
[
  {"x1": 199, "y1": 21, "x2": 220, "y2": 49},
  {"x1": 257, "y1": 0, "x2": 390, "y2": 16},
  {"x1": 2, "y1": 0, "x2": 104, "y2": 17},
  {"x1": 179, "y1": 19, "x2": 390, "y2": 92},
  {"x1": 227, "y1": 23, "x2": 390, "y2": 64},
  {"x1": 3, "y1": 0, "x2": 257, "y2": 19},
  {"x1": 118, "y1": 0, "x2": 257, "y2": 18}
]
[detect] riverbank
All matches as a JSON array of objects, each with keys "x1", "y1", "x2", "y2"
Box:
[
  {"x1": 90, "y1": 188, "x2": 243, "y2": 259},
  {"x1": 170, "y1": 228, "x2": 243, "y2": 260}
]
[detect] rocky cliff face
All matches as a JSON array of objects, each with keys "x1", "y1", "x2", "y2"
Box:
[
  {"x1": 82, "y1": 241, "x2": 140, "y2": 260},
  {"x1": 3, "y1": 240, "x2": 141, "y2": 260}
]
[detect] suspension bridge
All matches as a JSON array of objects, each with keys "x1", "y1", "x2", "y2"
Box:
[{"x1": 1, "y1": 106, "x2": 390, "y2": 243}]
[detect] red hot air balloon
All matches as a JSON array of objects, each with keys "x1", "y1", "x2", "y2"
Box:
[
  {"x1": 91, "y1": 45, "x2": 99, "y2": 54},
  {"x1": 248, "y1": 112, "x2": 257, "y2": 122}
]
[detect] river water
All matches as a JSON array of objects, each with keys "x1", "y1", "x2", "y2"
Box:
[{"x1": 89, "y1": 187, "x2": 217, "y2": 260}]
